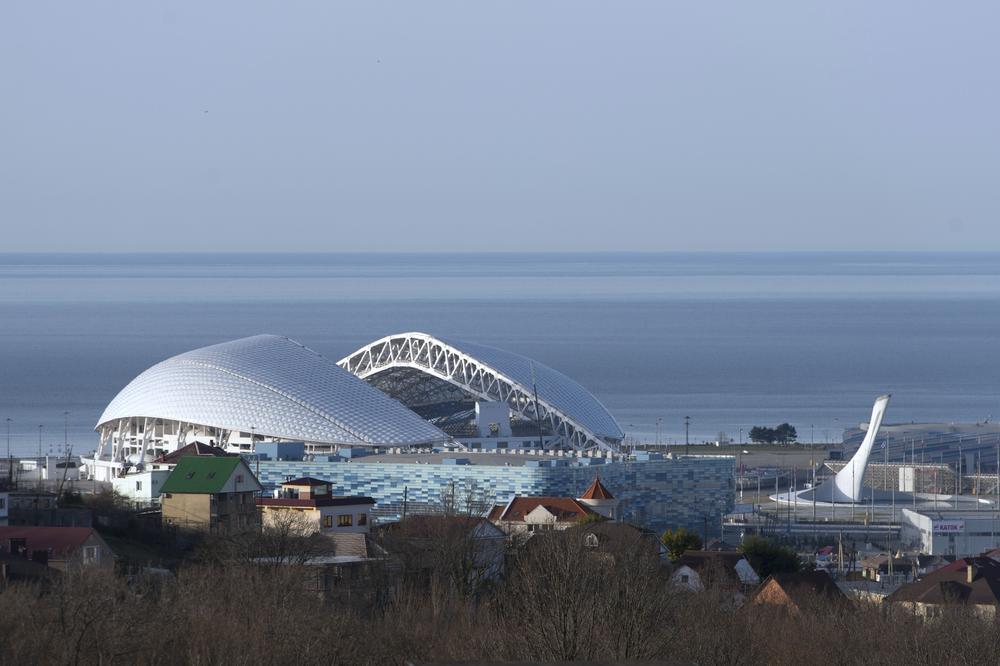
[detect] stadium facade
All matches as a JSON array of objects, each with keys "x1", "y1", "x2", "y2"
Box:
[
  {"x1": 81, "y1": 334, "x2": 735, "y2": 533},
  {"x1": 256, "y1": 452, "x2": 735, "y2": 536}
]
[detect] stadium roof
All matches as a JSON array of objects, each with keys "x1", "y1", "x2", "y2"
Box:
[
  {"x1": 339, "y1": 332, "x2": 624, "y2": 450},
  {"x1": 97, "y1": 335, "x2": 450, "y2": 447},
  {"x1": 440, "y1": 337, "x2": 623, "y2": 441}
]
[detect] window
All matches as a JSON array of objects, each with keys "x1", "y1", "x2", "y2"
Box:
[
  {"x1": 185, "y1": 472, "x2": 196, "y2": 480},
  {"x1": 584, "y1": 533, "x2": 599, "y2": 548},
  {"x1": 82, "y1": 546, "x2": 99, "y2": 565},
  {"x1": 357, "y1": 513, "x2": 367, "y2": 526},
  {"x1": 680, "y1": 574, "x2": 689, "y2": 584},
  {"x1": 236, "y1": 474, "x2": 244, "y2": 483},
  {"x1": 323, "y1": 515, "x2": 333, "y2": 528},
  {"x1": 337, "y1": 514, "x2": 352, "y2": 527},
  {"x1": 206, "y1": 472, "x2": 216, "y2": 479},
  {"x1": 135, "y1": 481, "x2": 142, "y2": 491}
]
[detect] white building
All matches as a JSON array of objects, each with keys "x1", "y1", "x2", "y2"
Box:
[
  {"x1": 111, "y1": 468, "x2": 171, "y2": 504},
  {"x1": 16, "y1": 457, "x2": 80, "y2": 483},
  {"x1": 900, "y1": 508, "x2": 1000, "y2": 558}
]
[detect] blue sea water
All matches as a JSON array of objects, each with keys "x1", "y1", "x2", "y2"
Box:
[{"x1": 1, "y1": 252, "x2": 999, "y2": 456}]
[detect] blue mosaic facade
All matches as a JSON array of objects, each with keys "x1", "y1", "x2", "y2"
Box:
[{"x1": 255, "y1": 455, "x2": 735, "y2": 536}]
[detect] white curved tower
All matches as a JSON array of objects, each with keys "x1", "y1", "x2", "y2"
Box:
[{"x1": 807, "y1": 394, "x2": 891, "y2": 503}]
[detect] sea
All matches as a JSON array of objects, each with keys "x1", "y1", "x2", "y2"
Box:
[{"x1": 1, "y1": 251, "x2": 999, "y2": 457}]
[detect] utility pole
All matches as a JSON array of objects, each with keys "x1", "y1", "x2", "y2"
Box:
[
  {"x1": 5, "y1": 417, "x2": 11, "y2": 485},
  {"x1": 37, "y1": 424, "x2": 43, "y2": 459},
  {"x1": 656, "y1": 417, "x2": 662, "y2": 448},
  {"x1": 63, "y1": 411, "x2": 69, "y2": 456},
  {"x1": 684, "y1": 416, "x2": 691, "y2": 456}
]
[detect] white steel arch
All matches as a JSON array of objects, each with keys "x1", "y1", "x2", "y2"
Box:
[{"x1": 338, "y1": 332, "x2": 623, "y2": 452}]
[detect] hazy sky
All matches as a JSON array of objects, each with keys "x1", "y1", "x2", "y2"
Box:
[{"x1": 2, "y1": 2, "x2": 998, "y2": 252}]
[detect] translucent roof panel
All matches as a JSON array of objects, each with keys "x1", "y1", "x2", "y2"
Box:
[
  {"x1": 439, "y1": 337, "x2": 624, "y2": 440},
  {"x1": 98, "y1": 335, "x2": 449, "y2": 446}
]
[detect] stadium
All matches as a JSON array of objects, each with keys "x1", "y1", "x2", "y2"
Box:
[{"x1": 82, "y1": 333, "x2": 625, "y2": 481}]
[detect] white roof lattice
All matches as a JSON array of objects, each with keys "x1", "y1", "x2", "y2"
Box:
[{"x1": 97, "y1": 335, "x2": 449, "y2": 447}]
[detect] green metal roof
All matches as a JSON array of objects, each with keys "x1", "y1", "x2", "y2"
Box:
[{"x1": 160, "y1": 456, "x2": 246, "y2": 494}]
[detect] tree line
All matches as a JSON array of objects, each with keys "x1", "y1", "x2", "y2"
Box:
[
  {"x1": 1, "y1": 526, "x2": 999, "y2": 664},
  {"x1": 749, "y1": 423, "x2": 798, "y2": 445}
]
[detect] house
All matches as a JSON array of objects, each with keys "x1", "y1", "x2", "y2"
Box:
[
  {"x1": 487, "y1": 477, "x2": 622, "y2": 536},
  {"x1": 563, "y1": 521, "x2": 666, "y2": 562},
  {"x1": 0, "y1": 551, "x2": 57, "y2": 585},
  {"x1": 0, "y1": 488, "x2": 7, "y2": 526},
  {"x1": 381, "y1": 516, "x2": 507, "y2": 587},
  {"x1": 160, "y1": 456, "x2": 262, "y2": 534},
  {"x1": 112, "y1": 469, "x2": 172, "y2": 504},
  {"x1": 488, "y1": 496, "x2": 597, "y2": 535},
  {"x1": 257, "y1": 477, "x2": 374, "y2": 534},
  {"x1": 858, "y1": 553, "x2": 949, "y2": 586},
  {"x1": 751, "y1": 570, "x2": 847, "y2": 614},
  {"x1": 0, "y1": 526, "x2": 115, "y2": 572},
  {"x1": 983, "y1": 547, "x2": 1000, "y2": 562},
  {"x1": 671, "y1": 550, "x2": 760, "y2": 595},
  {"x1": 277, "y1": 532, "x2": 393, "y2": 607},
  {"x1": 885, "y1": 556, "x2": 1000, "y2": 619},
  {"x1": 250, "y1": 530, "x2": 393, "y2": 608},
  {"x1": 113, "y1": 442, "x2": 233, "y2": 504}
]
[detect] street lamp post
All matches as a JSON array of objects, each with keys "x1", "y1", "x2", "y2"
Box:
[
  {"x1": 37, "y1": 425, "x2": 43, "y2": 459},
  {"x1": 684, "y1": 416, "x2": 691, "y2": 456},
  {"x1": 737, "y1": 449, "x2": 743, "y2": 501},
  {"x1": 656, "y1": 417, "x2": 662, "y2": 448}
]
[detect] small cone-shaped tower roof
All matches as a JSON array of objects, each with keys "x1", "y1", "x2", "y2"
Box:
[{"x1": 580, "y1": 475, "x2": 614, "y2": 500}]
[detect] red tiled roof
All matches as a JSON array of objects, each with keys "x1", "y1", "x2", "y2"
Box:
[
  {"x1": 0, "y1": 527, "x2": 96, "y2": 559},
  {"x1": 888, "y1": 557, "x2": 1000, "y2": 606},
  {"x1": 491, "y1": 497, "x2": 596, "y2": 523},
  {"x1": 580, "y1": 476, "x2": 614, "y2": 500}
]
